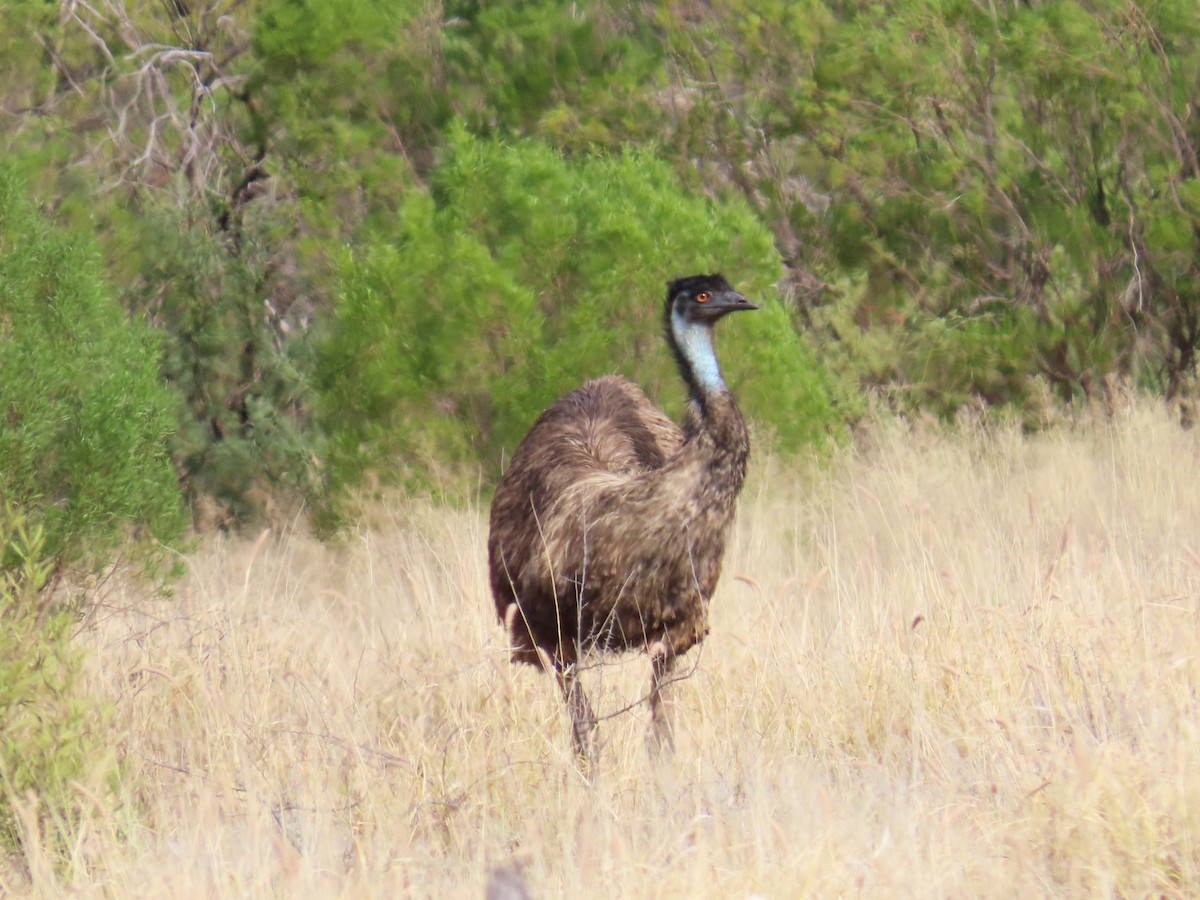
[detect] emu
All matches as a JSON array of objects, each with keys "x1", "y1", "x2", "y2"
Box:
[{"x1": 487, "y1": 274, "x2": 757, "y2": 762}]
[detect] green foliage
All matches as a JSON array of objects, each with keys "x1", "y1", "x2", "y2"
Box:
[
  {"x1": 317, "y1": 131, "x2": 840, "y2": 503},
  {"x1": 250, "y1": 0, "x2": 443, "y2": 232},
  {"x1": 8, "y1": 0, "x2": 1200, "y2": 530},
  {"x1": 0, "y1": 1, "x2": 57, "y2": 115},
  {"x1": 0, "y1": 504, "x2": 111, "y2": 856},
  {"x1": 0, "y1": 172, "x2": 185, "y2": 573},
  {"x1": 119, "y1": 204, "x2": 319, "y2": 526},
  {"x1": 442, "y1": 0, "x2": 663, "y2": 148},
  {"x1": 316, "y1": 191, "x2": 535, "y2": 489},
  {"x1": 661, "y1": 0, "x2": 1200, "y2": 410}
]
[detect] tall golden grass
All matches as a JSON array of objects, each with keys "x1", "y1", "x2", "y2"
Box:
[{"x1": 8, "y1": 402, "x2": 1200, "y2": 897}]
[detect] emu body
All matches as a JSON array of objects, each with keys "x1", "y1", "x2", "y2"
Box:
[{"x1": 487, "y1": 275, "x2": 756, "y2": 760}]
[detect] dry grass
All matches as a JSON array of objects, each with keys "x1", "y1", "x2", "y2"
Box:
[{"x1": 11, "y1": 401, "x2": 1200, "y2": 897}]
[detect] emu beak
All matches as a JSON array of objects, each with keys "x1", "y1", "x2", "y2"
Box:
[{"x1": 712, "y1": 291, "x2": 759, "y2": 315}]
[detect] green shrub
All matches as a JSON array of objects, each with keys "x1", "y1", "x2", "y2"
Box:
[
  {"x1": 119, "y1": 206, "x2": 320, "y2": 527},
  {"x1": 0, "y1": 172, "x2": 185, "y2": 576},
  {"x1": 317, "y1": 130, "x2": 841, "y2": 506},
  {"x1": 0, "y1": 505, "x2": 111, "y2": 857},
  {"x1": 441, "y1": 0, "x2": 662, "y2": 148},
  {"x1": 656, "y1": 0, "x2": 1200, "y2": 413}
]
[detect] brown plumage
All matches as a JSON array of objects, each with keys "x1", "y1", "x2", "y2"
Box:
[{"x1": 487, "y1": 274, "x2": 757, "y2": 760}]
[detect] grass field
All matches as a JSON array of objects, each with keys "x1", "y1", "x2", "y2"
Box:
[{"x1": 8, "y1": 402, "x2": 1200, "y2": 897}]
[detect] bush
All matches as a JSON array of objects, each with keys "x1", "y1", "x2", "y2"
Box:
[
  {"x1": 119, "y1": 205, "x2": 320, "y2": 527},
  {"x1": 317, "y1": 130, "x2": 841, "y2": 505},
  {"x1": 0, "y1": 172, "x2": 185, "y2": 576},
  {"x1": 0, "y1": 505, "x2": 110, "y2": 857}
]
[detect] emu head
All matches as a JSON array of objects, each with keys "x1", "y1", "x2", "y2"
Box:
[
  {"x1": 665, "y1": 274, "x2": 758, "y2": 329},
  {"x1": 663, "y1": 274, "x2": 758, "y2": 397}
]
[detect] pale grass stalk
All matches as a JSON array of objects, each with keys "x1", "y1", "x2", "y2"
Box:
[{"x1": 19, "y1": 400, "x2": 1198, "y2": 896}]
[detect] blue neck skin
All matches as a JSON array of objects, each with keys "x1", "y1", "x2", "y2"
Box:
[{"x1": 671, "y1": 307, "x2": 725, "y2": 395}]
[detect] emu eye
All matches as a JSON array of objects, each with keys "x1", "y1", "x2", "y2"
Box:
[{"x1": 695, "y1": 291, "x2": 711, "y2": 303}]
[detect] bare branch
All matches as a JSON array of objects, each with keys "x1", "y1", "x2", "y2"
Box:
[{"x1": 59, "y1": 0, "x2": 257, "y2": 206}]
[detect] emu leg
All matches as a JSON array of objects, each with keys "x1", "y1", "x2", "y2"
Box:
[
  {"x1": 555, "y1": 663, "x2": 597, "y2": 766},
  {"x1": 647, "y1": 642, "x2": 676, "y2": 753}
]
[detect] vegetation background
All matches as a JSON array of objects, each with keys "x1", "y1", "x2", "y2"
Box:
[{"x1": 1, "y1": 0, "x2": 1199, "y2": 894}]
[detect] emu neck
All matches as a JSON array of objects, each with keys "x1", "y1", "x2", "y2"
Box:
[{"x1": 670, "y1": 309, "x2": 726, "y2": 404}]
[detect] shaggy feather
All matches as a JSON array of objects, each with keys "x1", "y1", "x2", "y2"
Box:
[{"x1": 486, "y1": 274, "x2": 755, "y2": 755}]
